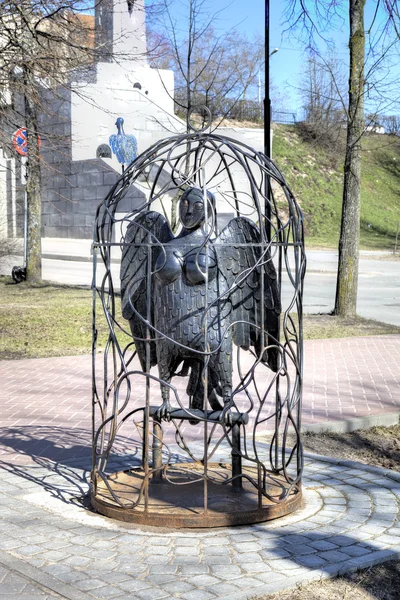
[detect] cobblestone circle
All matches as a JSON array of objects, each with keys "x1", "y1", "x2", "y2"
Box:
[{"x1": 1, "y1": 452, "x2": 400, "y2": 600}]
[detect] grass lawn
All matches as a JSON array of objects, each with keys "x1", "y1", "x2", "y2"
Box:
[
  {"x1": 0, "y1": 277, "x2": 131, "y2": 359},
  {"x1": 273, "y1": 125, "x2": 400, "y2": 251},
  {"x1": 0, "y1": 277, "x2": 399, "y2": 360}
]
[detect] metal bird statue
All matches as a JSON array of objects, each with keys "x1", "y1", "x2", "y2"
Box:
[
  {"x1": 120, "y1": 187, "x2": 281, "y2": 421},
  {"x1": 109, "y1": 117, "x2": 138, "y2": 171}
]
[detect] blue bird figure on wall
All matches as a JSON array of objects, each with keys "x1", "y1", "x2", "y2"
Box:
[{"x1": 109, "y1": 117, "x2": 138, "y2": 170}]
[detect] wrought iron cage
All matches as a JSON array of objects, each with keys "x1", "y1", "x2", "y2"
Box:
[{"x1": 91, "y1": 131, "x2": 306, "y2": 528}]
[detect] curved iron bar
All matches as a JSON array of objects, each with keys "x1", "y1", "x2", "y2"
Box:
[{"x1": 92, "y1": 131, "x2": 305, "y2": 522}]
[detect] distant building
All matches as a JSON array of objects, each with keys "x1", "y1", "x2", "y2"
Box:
[{"x1": 0, "y1": 0, "x2": 184, "y2": 240}]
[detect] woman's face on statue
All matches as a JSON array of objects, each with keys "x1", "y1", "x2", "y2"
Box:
[{"x1": 179, "y1": 191, "x2": 205, "y2": 230}]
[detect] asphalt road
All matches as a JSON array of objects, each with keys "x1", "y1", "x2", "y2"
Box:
[{"x1": 2, "y1": 249, "x2": 400, "y2": 326}]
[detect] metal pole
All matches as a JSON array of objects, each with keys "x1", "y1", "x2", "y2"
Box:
[
  {"x1": 264, "y1": 0, "x2": 271, "y2": 242},
  {"x1": 264, "y1": 0, "x2": 271, "y2": 161},
  {"x1": 23, "y1": 189, "x2": 28, "y2": 268},
  {"x1": 231, "y1": 423, "x2": 242, "y2": 489},
  {"x1": 22, "y1": 157, "x2": 28, "y2": 268}
]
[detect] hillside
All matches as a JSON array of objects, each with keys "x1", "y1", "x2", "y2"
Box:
[{"x1": 271, "y1": 124, "x2": 400, "y2": 249}]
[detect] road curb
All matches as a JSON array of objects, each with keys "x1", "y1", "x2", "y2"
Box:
[
  {"x1": 302, "y1": 411, "x2": 400, "y2": 434},
  {"x1": 0, "y1": 552, "x2": 89, "y2": 600}
]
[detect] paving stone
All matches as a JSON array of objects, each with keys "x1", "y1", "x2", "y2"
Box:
[
  {"x1": 174, "y1": 546, "x2": 200, "y2": 556},
  {"x1": 142, "y1": 555, "x2": 171, "y2": 565},
  {"x1": 162, "y1": 580, "x2": 195, "y2": 594},
  {"x1": 309, "y1": 540, "x2": 339, "y2": 551},
  {"x1": 43, "y1": 564, "x2": 87, "y2": 583},
  {"x1": 135, "y1": 589, "x2": 171, "y2": 600},
  {"x1": 174, "y1": 538, "x2": 200, "y2": 547},
  {"x1": 100, "y1": 572, "x2": 132, "y2": 584},
  {"x1": 255, "y1": 570, "x2": 290, "y2": 584},
  {"x1": 207, "y1": 581, "x2": 241, "y2": 595},
  {"x1": 180, "y1": 564, "x2": 209, "y2": 575},
  {"x1": 187, "y1": 574, "x2": 221, "y2": 587},
  {"x1": 229, "y1": 533, "x2": 259, "y2": 543},
  {"x1": 202, "y1": 555, "x2": 232, "y2": 565},
  {"x1": 203, "y1": 545, "x2": 230, "y2": 555},
  {"x1": 204, "y1": 537, "x2": 229, "y2": 546},
  {"x1": 343, "y1": 545, "x2": 373, "y2": 557},
  {"x1": 75, "y1": 578, "x2": 106, "y2": 591},
  {"x1": 15, "y1": 545, "x2": 44, "y2": 557},
  {"x1": 179, "y1": 590, "x2": 217, "y2": 600},
  {"x1": 232, "y1": 542, "x2": 262, "y2": 553},
  {"x1": 259, "y1": 548, "x2": 292, "y2": 560},
  {"x1": 232, "y1": 575, "x2": 266, "y2": 589},
  {"x1": 295, "y1": 554, "x2": 328, "y2": 568},
  {"x1": 37, "y1": 550, "x2": 71, "y2": 562},
  {"x1": 62, "y1": 555, "x2": 91, "y2": 567},
  {"x1": 328, "y1": 535, "x2": 361, "y2": 547},
  {"x1": 118, "y1": 579, "x2": 151, "y2": 593},
  {"x1": 1, "y1": 573, "x2": 30, "y2": 592},
  {"x1": 232, "y1": 551, "x2": 263, "y2": 563},
  {"x1": 240, "y1": 561, "x2": 272, "y2": 573},
  {"x1": 210, "y1": 564, "x2": 242, "y2": 576},
  {"x1": 376, "y1": 534, "x2": 400, "y2": 546},
  {"x1": 319, "y1": 549, "x2": 355, "y2": 562},
  {"x1": 91, "y1": 584, "x2": 125, "y2": 598},
  {"x1": 143, "y1": 545, "x2": 171, "y2": 555},
  {"x1": 149, "y1": 565, "x2": 178, "y2": 575}
]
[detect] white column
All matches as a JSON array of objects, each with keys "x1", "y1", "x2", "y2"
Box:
[{"x1": 113, "y1": 0, "x2": 147, "y2": 61}]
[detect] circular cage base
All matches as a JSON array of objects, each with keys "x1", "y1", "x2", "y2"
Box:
[{"x1": 91, "y1": 463, "x2": 302, "y2": 528}]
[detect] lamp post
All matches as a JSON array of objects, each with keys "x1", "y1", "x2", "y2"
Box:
[
  {"x1": 264, "y1": 0, "x2": 279, "y2": 159},
  {"x1": 264, "y1": 2, "x2": 279, "y2": 240},
  {"x1": 264, "y1": 0, "x2": 271, "y2": 160}
]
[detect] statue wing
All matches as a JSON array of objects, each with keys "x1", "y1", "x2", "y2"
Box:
[
  {"x1": 216, "y1": 218, "x2": 281, "y2": 371},
  {"x1": 120, "y1": 211, "x2": 174, "y2": 369}
]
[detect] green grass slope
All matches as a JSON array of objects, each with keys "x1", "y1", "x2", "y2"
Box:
[{"x1": 272, "y1": 125, "x2": 400, "y2": 249}]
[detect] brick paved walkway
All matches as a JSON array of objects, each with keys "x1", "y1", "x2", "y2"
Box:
[
  {"x1": 1, "y1": 336, "x2": 400, "y2": 598},
  {"x1": 1, "y1": 336, "x2": 399, "y2": 466}
]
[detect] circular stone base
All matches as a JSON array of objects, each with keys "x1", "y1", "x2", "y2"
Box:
[{"x1": 91, "y1": 463, "x2": 302, "y2": 528}]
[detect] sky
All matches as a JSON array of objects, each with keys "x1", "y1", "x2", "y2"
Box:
[{"x1": 161, "y1": 0, "x2": 400, "y2": 117}]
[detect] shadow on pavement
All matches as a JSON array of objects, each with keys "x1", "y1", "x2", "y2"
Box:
[{"x1": 0, "y1": 425, "x2": 140, "y2": 507}]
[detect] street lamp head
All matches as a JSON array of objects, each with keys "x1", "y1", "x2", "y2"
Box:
[{"x1": 270, "y1": 48, "x2": 279, "y2": 57}]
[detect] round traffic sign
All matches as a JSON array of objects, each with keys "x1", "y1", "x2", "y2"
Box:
[{"x1": 12, "y1": 128, "x2": 41, "y2": 156}]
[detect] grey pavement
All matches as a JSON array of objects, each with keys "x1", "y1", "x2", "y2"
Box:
[
  {"x1": 0, "y1": 447, "x2": 400, "y2": 599},
  {"x1": 0, "y1": 335, "x2": 400, "y2": 598},
  {"x1": 1, "y1": 240, "x2": 400, "y2": 326}
]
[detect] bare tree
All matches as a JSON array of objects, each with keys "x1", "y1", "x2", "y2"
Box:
[
  {"x1": 0, "y1": 0, "x2": 98, "y2": 282},
  {"x1": 148, "y1": 0, "x2": 263, "y2": 125},
  {"x1": 297, "y1": 51, "x2": 347, "y2": 154},
  {"x1": 147, "y1": 0, "x2": 263, "y2": 230},
  {"x1": 285, "y1": 0, "x2": 400, "y2": 318},
  {"x1": 380, "y1": 114, "x2": 400, "y2": 135}
]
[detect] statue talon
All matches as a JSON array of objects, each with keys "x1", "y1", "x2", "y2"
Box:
[
  {"x1": 156, "y1": 400, "x2": 172, "y2": 422},
  {"x1": 220, "y1": 396, "x2": 234, "y2": 426}
]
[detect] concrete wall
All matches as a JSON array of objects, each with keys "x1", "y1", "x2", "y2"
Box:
[
  {"x1": 40, "y1": 87, "x2": 146, "y2": 239},
  {"x1": 71, "y1": 65, "x2": 182, "y2": 167}
]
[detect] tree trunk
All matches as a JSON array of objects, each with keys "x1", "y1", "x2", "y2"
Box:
[
  {"x1": 24, "y1": 64, "x2": 42, "y2": 283},
  {"x1": 334, "y1": 0, "x2": 365, "y2": 317}
]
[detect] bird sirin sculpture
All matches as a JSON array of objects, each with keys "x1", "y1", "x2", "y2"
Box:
[
  {"x1": 120, "y1": 187, "x2": 281, "y2": 421},
  {"x1": 109, "y1": 117, "x2": 138, "y2": 167}
]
